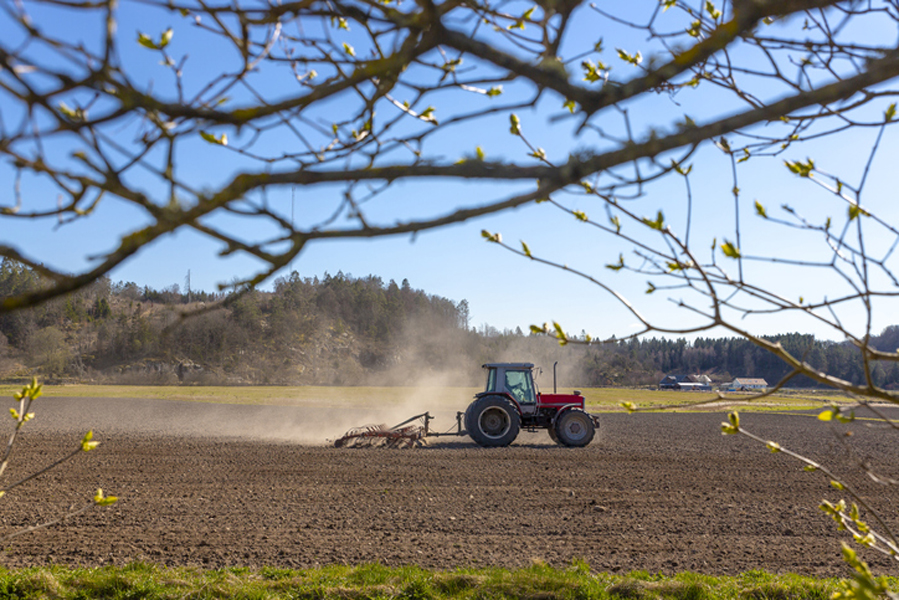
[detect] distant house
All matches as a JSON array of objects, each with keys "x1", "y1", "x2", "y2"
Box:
[
  {"x1": 724, "y1": 378, "x2": 768, "y2": 391},
  {"x1": 659, "y1": 374, "x2": 712, "y2": 391}
]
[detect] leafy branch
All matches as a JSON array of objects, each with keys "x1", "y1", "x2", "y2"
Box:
[{"x1": 0, "y1": 379, "x2": 116, "y2": 544}]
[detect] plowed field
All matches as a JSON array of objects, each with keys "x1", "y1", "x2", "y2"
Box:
[{"x1": 0, "y1": 397, "x2": 897, "y2": 576}]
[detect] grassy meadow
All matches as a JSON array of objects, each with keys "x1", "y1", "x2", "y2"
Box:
[
  {"x1": 0, "y1": 562, "x2": 876, "y2": 600},
  {"x1": 0, "y1": 383, "x2": 846, "y2": 412}
]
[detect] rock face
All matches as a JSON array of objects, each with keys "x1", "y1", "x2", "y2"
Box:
[{"x1": 1, "y1": 398, "x2": 897, "y2": 575}]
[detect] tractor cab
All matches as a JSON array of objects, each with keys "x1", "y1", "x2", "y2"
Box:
[{"x1": 483, "y1": 363, "x2": 538, "y2": 412}]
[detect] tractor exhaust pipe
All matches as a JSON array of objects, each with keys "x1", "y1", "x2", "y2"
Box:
[{"x1": 553, "y1": 361, "x2": 558, "y2": 394}]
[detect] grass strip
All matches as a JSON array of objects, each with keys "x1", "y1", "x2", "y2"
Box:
[
  {"x1": 0, "y1": 384, "x2": 846, "y2": 412},
  {"x1": 0, "y1": 562, "x2": 884, "y2": 600}
]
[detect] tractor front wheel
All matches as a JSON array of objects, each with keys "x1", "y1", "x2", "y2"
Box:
[
  {"x1": 554, "y1": 410, "x2": 595, "y2": 447},
  {"x1": 547, "y1": 427, "x2": 559, "y2": 444},
  {"x1": 466, "y1": 396, "x2": 520, "y2": 447}
]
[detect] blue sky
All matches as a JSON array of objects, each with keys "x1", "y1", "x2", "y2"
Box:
[{"x1": 3, "y1": 1, "x2": 899, "y2": 344}]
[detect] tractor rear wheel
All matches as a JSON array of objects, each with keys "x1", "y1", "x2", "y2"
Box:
[
  {"x1": 466, "y1": 396, "x2": 520, "y2": 447},
  {"x1": 554, "y1": 410, "x2": 595, "y2": 447},
  {"x1": 463, "y1": 404, "x2": 475, "y2": 437}
]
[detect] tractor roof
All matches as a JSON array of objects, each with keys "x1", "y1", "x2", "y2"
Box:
[{"x1": 482, "y1": 362, "x2": 535, "y2": 370}]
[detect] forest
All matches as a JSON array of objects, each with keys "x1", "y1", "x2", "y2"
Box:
[{"x1": 2, "y1": 258, "x2": 898, "y2": 389}]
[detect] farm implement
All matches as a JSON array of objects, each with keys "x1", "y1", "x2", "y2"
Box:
[
  {"x1": 333, "y1": 362, "x2": 600, "y2": 448},
  {"x1": 332, "y1": 412, "x2": 455, "y2": 448}
]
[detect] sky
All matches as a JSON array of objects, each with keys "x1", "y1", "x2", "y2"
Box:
[{"x1": 3, "y1": 1, "x2": 899, "y2": 344}]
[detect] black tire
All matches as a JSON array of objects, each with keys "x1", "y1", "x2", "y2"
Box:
[
  {"x1": 554, "y1": 410, "x2": 595, "y2": 447},
  {"x1": 466, "y1": 395, "x2": 520, "y2": 447},
  {"x1": 463, "y1": 404, "x2": 475, "y2": 437}
]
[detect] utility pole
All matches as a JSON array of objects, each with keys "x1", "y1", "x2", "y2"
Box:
[
  {"x1": 185, "y1": 269, "x2": 192, "y2": 304},
  {"x1": 291, "y1": 186, "x2": 295, "y2": 273}
]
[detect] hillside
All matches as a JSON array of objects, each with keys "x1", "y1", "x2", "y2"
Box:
[
  {"x1": 2, "y1": 258, "x2": 898, "y2": 388},
  {"x1": 0, "y1": 261, "x2": 481, "y2": 385}
]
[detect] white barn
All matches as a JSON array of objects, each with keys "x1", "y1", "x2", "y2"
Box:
[{"x1": 724, "y1": 378, "x2": 768, "y2": 391}]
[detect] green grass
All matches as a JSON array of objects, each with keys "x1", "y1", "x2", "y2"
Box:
[
  {"x1": 0, "y1": 563, "x2": 877, "y2": 600},
  {"x1": 579, "y1": 388, "x2": 847, "y2": 412},
  {"x1": 0, "y1": 383, "x2": 848, "y2": 412}
]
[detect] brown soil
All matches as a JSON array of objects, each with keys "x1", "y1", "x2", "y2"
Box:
[{"x1": 0, "y1": 397, "x2": 897, "y2": 576}]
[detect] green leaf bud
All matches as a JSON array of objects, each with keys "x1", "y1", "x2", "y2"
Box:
[
  {"x1": 616, "y1": 48, "x2": 642, "y2": 65},
  {"x1": 94, "y1": 488, "x2": 118, "y2": 506},
  {"x1": 784, "y1": 158, "x2": 814, "y2": 177},
  {"x1": 848, "y1": 204, "x2": 868, "y2": 221},
  {"x1": 481, "y1": 230, "x2": 502, "y2": 243},
  {"x1": 200, "y1": 131, "x2": 228, "y2": 146},
  {"x1": 160, "y1": 28, "x2": 173, "y2": 48},
  {"x1": 818, "y1": 408, "x2": 835, "y2": 421},
  {"x1": 81, "y1": 430, "x2": 100, "y2": 452},
  {"x1": 509, "y1": 114, "x2": 521, "y2": 135},
  {"x1": 641, "y1": 210, "x2": 665, "y2": 230},
  {"x1": 720, "y1": 240, "x2": 741, "y2": 259},
  {"x1": 606, "y1": 254, "x2": 625, "y2": 271},
  {"x1": 137, "y1": 32, "x2": 158, "y2": 49}
]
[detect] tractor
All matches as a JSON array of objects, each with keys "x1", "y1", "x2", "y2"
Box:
[
  {"x1": 333, "y1": 362, "x2": 598, "y2": 448},
  {"x1": 464, "y1": 362, "x2": 597, "y2": 447}
]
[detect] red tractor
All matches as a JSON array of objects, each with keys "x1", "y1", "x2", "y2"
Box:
[{"x1": 464, "y1": 362, "x2": 598, "y2": 447}]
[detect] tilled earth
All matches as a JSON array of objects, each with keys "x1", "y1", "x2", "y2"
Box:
[{"x1": 0, "y1": 397, "x2": 897, "y2": 576}]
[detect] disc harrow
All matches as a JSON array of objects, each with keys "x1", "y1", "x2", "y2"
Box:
[{"x1": 333, "y1": 413, "x2": 433, "y2": 448}]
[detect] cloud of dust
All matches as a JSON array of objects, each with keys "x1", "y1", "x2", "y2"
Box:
[
  {"x1": 131, "y1": 372, "x2": 478, "y2": 446},
  {"x1": 243, "y1": 319, "x2": 471, "y2": 444},
  {"x1": 285, "y1": 371, "x2": 475, "y2": 446}
]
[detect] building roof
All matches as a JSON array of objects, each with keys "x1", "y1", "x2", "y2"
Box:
[
  {"x1": 661, "y1": 374, "x2": 711, "y2": 383},
  {"x1": 731, "y1": 378, "x2": 768, "y2": 385}
]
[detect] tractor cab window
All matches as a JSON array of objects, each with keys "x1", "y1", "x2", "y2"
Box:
[
  {"x1": 504, "y1": 370, "x2": 536, "y2": 405},
  {"x1": 486, "y1": 368, "x2": 498, "y2": 392}
]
